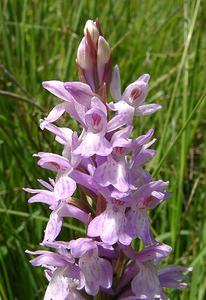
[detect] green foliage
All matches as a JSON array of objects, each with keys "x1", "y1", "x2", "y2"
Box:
[{"x1": 0, "y1": 0, "x2": 206, "y2": 299}]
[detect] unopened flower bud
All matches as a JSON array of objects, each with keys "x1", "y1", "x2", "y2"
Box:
[
  {"x1": 77, "y1": 37, "x2": 92, "y2": 69},
  {"x1": 84, "y1": 20, "x2": 99, "y2": 44},
  {"x1": 97, "y1": 36, "x2": 111, "y2": 65}
]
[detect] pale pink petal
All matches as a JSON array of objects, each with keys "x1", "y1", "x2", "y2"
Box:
[
  {"x1": 40, "y1": 103, "x2": 66, "y2": 129},
  {"x1": 64, "y1": 81, "x2": 93, "y2": 107},
  {"x1": 136, "y1": 103, "x2": 162, "y2": 115},
  {"x1": 110, "y1": 64, "x2": 121, "y2": 101},
  {"x1": 54, "y1": 175, "x2": 76, "y2": 201},
  {"x1": 42, "y1": 81, "x2": 73, "y2": 102},
  {"x1": 74, "y1": 132, "x2": 112, "y2": 157},
  {"x1": 88, "y1": 202, "x2": 131, "y2": 245}
]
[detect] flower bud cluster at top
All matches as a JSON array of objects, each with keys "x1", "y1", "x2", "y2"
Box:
[
  {"x1": 77, "y1": 19, "x2": 112, "y2": 95},
  {"x1": 24, "y1": 19, "x2": 191, "y2": 300}
]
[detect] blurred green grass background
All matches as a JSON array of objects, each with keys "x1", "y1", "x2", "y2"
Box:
[{"x1": 0, "y1": 0, "x2": 206, "y2": 299}]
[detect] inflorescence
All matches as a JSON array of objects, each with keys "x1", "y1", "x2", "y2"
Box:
[{"x1": 24, "y1": 20, "x2": 191, "y2": 300}]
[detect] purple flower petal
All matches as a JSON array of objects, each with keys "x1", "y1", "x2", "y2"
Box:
[
  {"x1": 159, "y1": 266, "x2": 192, "y2": 290},
  {"x1": 136, "y1": 103, "x2": 162, "y2": 116},
  {"x1": 85, "y1": 108, "x2": 107, "y2": 133},
  {"x1": 34, "y1": 152, "x2": 72, "y2": 172},
  {"x1": 74, "y1": 132, "x2": 112, "y2": 157},
  {"x1": 44, "y1": 267, "x2": 83, "y2": 300},
  {"x1": 42, "y1": 81, "x2": 73, "y2": 102},
  {"x1": 41, "y1": 123, "x2": 73, "y2": 145},
  {"x1": 37, "y1": 179, "x2": 54, "y2": 191},
  {"x1": 78, "y1": 248, "x2": 113, "y2": 295},
  {"x1": 43, "y1": 208, "x2": 63, "y2": 242},
  {"x1": 88, "y1": 201, "x2": 132, "y2": 245},
  {"x1": 26, "y1": 250, "x2": 74, "y2": 267},
  {"x1": 40, "y1": 103, "x2": 66, "y2": 129},
  {"x1": 26, "y1": 190, "x2": 54, "y2": 205},
  {"x1": 110, "y1": 64, "x2": 121, "y2": 101},
  {"x1": 54, "y1": 175, "x2": 76, "y2": 201},
  {"x1": 131, "y1": 262, "x2": 162, "y2": 299},
  {"x1": 107, "y1": 101, "x2": 135, "y2": 130},
  {"x1": 125, "y1": 207, "x2": 153, "y2": 245},
  {"x1": 63, "y1": 81, "x2": 93, "y2": 107},
  {"x1": 111, "y1": 126, "x2": 133, "y2": 148},
  {"x1": 121, "y1": 78, "x2": 149, "y2": 107},
  {"x1": 68, "y1": 238, "x2": 97, "y2": 258},
  {"x1": 136, "y1": 244, "x2": 172, "y2": 263},
  {"x1": 94, "y1": 155, "x2": 130, "y2": 192}
]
